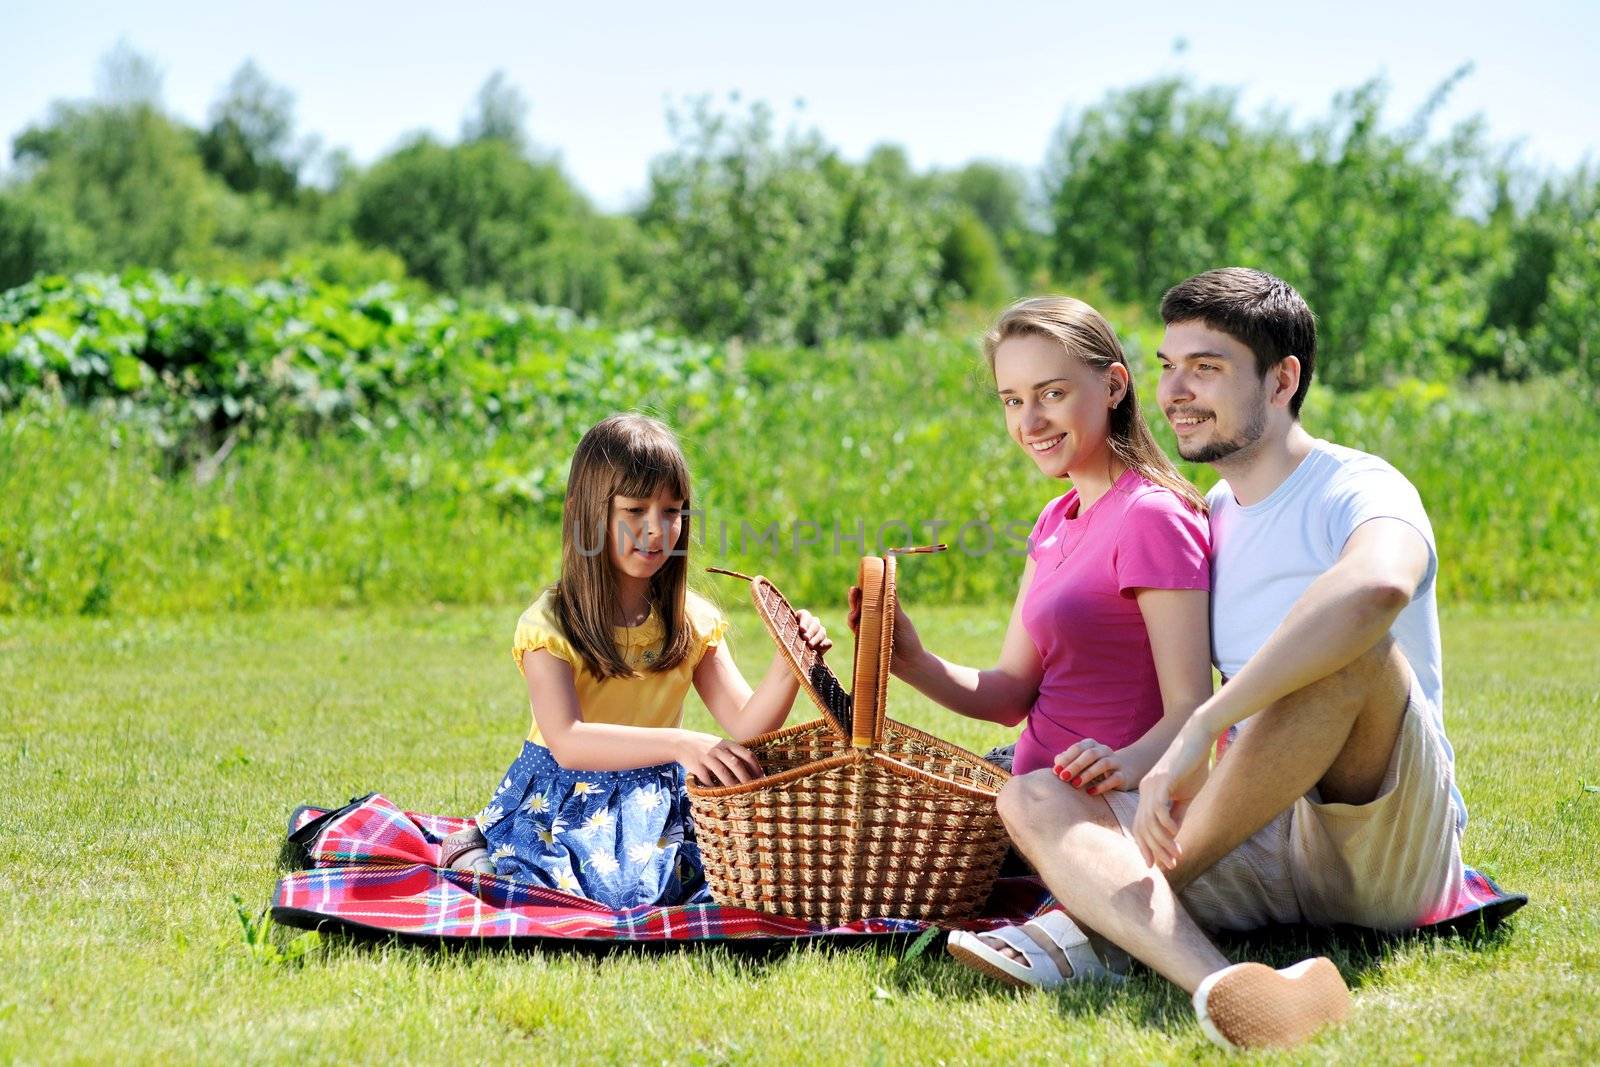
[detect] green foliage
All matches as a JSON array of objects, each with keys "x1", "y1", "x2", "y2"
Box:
[
  {"x1": 938, "y1": 209, "x2": 1009, "y2": 306},
  {"x1": 12, "y1": 101, "x2": 223, "y2": 271},
  {"x1": 6, "y1": 53, "x2": 1595, "y2": 377},
  {"x1": 0, "y1": 188, "x2": 88, "y2": 290},
  {"x1": 1, "y1": 270, "x2": 1595, "y2": 616},
  {"x1": 231, "y1": 894, "x2": 322, "y2": 966},
  {"x1": 460, "y1": 70, "x2": 531, "y2": 153},
  {"x1": 1043, "y1": 73, "x2": 1599, "y2": 391},
  {"x1": 639, "y1": 100, "x2": 945, "y2": 344},
  {"x1": 348, "y1": 135, "x2": 620, "y2": 315},
  {"x1": 0, "y1": 271, "x2": 712, "y2": 460},
  {"x1": 197, "y1": 61, "x2": 303, "y2": 201}
]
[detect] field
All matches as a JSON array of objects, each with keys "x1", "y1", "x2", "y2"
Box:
[
  {"x1": 4, "y1": 272, "x2": 1598, "y2": 1062},
  {"x1": 3, "y1": 601, "x2": 1596, "y2": 1065}
]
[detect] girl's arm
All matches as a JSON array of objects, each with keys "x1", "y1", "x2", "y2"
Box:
[
  {"x1": 692, "y1": 611, "x2": 832, "y2": 741},
  {"x1": 850, "y1": 557, "x2": 1044, "y2": 726},
  {"x1": 1054, "y1": 587, "x2": 1212, "y2": 791},
  {"x1": 523, "y1": 649, "x2": 762, "y2": 786}
]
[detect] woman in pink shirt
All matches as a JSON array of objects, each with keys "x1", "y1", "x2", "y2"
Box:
[{"x1": 851, "y1": 296, "x2": 1212, "y2": 986}]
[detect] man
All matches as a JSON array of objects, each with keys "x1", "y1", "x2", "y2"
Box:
[{"x1": 981, "y1": 268, "x2": 1466, "y2": 1050}]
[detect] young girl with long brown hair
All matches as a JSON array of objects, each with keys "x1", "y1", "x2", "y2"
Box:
[{"x1": 443, "y1": 413, "x2": 830, "y2": 908}]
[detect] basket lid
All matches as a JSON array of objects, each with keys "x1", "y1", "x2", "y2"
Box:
[{"x1": 708, "y1": 545, "x2": 944, "y2": 745}]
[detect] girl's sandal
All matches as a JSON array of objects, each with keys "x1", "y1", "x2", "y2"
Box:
[
  {"x1": 439, "y1": 826, "x2": 496, "y2": 874},
  {"x1": 946, "y1": 910, "x2": 1131, "y2": 990}
]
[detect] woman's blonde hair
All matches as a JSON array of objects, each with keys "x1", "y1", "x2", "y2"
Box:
[
  {"x1": 984, "y1": 296, "x2": 1206, "y2": 514},
  {"x1": 553, "y1": 413, "x2": 696, "y2": 679}
]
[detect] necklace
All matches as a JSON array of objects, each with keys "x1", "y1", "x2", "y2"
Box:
[{"x1": 1053, "y1": 471, "x2": 1124, "y2": 572}]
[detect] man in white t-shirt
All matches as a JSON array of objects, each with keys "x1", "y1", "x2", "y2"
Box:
[{"x1": 980, "y1": 269, "x2": 1467, "y2": 1050}]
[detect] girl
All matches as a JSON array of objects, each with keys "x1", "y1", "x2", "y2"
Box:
[
  {"x1": 443, "y1": 413, "x2": 830, "y2": 909},
  {"x1": 849, "y1": 297, "x2": 1213, "y2": 986}
]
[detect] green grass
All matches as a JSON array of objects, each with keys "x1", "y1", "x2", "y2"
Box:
[
  {"x1": 3, "y1": 601, "x2": 1597, "y2": 1064},
  {"x1": 6, "y1": 365, "x2": 1600, "y2": 618}
]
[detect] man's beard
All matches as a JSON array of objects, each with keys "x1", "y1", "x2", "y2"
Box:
[{"x1": 1176, "y1": 401, "x2": 1268, "y2": 464}]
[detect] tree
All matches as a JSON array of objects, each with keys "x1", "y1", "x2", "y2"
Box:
[
  {"x1": 461, "y1": 71, "x2": 529, "y2": 153},
  {"x1": 349, "y1": 135, "x2": 616, "y2": 312},
  {"x1": 638, "y1": 99, "x2": 944, "y2": 344},
  {"x1": 95, "y1": 39, "x2": 164, "y2": 108},
  {"x1": 0, "y1": 188, "x2": 88, "y2": 288},
  {"x1": 12, "y1": 100, "x2": 220, "y2": 271},
  {"x1": 198, "y1": 61, "x2": 303, "y2": 200}
]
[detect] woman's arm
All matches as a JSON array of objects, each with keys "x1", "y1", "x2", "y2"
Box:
[
  {"x1": 692, "y1": 611, "x2": 832, "y2": 741},
  {"x1": 523, "y1": 649, "x2": 762, "y2": 785},
  {"x1": 1054, "y1": 587, "x2": 1213, "y2": 791},
  {"x1": 851, "y1": 558, "x2": 1043, "y2": 726}
]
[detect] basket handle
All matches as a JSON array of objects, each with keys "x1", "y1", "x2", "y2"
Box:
[
  {"x1": 705, "y1": 566, "x2": 755, "y2": 582},
  {"x1": 850, "y1": 555, "x2": 894, "y2": 748}
]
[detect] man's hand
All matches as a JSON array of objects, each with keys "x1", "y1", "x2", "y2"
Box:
[{"x1": 1132, "y1": 722, "x2": 1213, "y2": 870}]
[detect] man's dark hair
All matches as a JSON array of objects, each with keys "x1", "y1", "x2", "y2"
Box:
[{"x1": 1160, "y1": 268, "x2": 1317, "y2": 418}]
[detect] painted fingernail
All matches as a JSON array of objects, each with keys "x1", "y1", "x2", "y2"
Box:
[{"x1": 1072, "y1": 777, "x2": 1082, "y2": 787}]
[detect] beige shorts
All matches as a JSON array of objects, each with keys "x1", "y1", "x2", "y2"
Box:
[{"x1": 1104, "y1": 684, "x2": 1466, "y2": 932}]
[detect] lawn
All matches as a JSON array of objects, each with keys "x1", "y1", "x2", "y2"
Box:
[{"x1": 2, "y1": 600, "x2": 1596, "y2": 1064}]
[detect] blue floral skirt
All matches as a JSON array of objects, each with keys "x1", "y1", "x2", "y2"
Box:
[{"x1": 474, "y1": 741, "x2": 710, "y2": 910}]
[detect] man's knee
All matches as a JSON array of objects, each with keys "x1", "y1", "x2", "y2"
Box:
[
  {"x1": 1262, "y1": 636, "x2": 1407, "y2": 723},
  {"x1": 997, "y1": 768, "x2": 1096, "y2": 845}
]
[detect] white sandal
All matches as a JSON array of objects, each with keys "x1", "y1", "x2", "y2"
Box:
[{"x1": 947, "y1": 910, "x2": 1131, "y2": 990}]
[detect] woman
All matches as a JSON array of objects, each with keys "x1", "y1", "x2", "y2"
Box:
[{"x1": 849, "y1": 297, "x2": 1212, "y2": 987}]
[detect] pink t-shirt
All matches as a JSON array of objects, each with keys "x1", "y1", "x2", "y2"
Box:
[{"x1": 1012, "y1": 469, "x2": 1211, "y2": 776}]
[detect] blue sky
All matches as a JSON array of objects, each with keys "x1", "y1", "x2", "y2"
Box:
[{"x1": 3, "y1": 1, "x2": 1595, "y2": 210}]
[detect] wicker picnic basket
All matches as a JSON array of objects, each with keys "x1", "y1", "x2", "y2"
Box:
[{"x1": 686, "y1": 550, "x2": 1012, "y2": 926}]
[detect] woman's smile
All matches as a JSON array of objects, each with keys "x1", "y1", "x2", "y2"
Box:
[{"x1": 1028, "y1": 433, "x2": 1068, "y2": 455}]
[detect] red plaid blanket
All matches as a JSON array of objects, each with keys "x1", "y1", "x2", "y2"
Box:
[
  {"x1": 273, "y1": 793, "x2": 1054, "y2": 942},
  {"x1": 272, "y1": 793, "x2": 1524, "y2": 944}
]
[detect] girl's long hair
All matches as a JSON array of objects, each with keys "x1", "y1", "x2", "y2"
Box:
[
  {"x1": 553, "y1": 413, "x2": 696, "y2": 679},
  {"x1": 984, "y1": 297, "x2": 1207, "y2": 514}
]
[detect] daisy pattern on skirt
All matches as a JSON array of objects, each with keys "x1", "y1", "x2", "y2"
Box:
[
  {"x1": 494, "y1": 775, "x2": 513, "y2": 795},
  {"x1": 522, "y1": 793, "x2": 549, "y2": 814},
  {"x1": 476, "y1": 803, "x2": 506, "y2": 829},
  {"x1": 490, "y1": 844, "x2": 516, "y2": 861},
  {"x1": 556, "y1": 869, "x2": 581, "y2": 893},
  {"x1": 588, "y1": 852, "x2": 620, "y2": 875},
  {"x1": 582, "y1": 809, "x2": 616, "y2": 835},
  {"x1": 572, "y1": 781, "x2": 600, "y2": 797},
  {"x1": 536, "y1": 816, "x2": 569, "y2": 846},
  {"x1": 633, "y1": 787, "x2": 662, "y2": 814},
  {"x1": 627, "y1": 841, "x2": 658, "y2": 864}
]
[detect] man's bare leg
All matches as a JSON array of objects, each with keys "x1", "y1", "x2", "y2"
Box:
[
  {"x1": 997, "y1": 638, "x2": 1412, "y2": 991},
  {"x1": 1165, "y1": 638, "x2": 1410, "y2": 892}
]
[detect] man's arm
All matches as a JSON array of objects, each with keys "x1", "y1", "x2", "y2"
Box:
[
  {"x1": 1129, "y1": 516, "x2": 1433, "y2": 868},
  {"x1": 1191, "y1": 516, "x2": 1431, "y2": 739}
]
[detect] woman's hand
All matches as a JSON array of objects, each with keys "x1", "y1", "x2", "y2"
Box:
[
  {"x1": 1052, "y1": 739, "x2": 1128, "y2": 794},
  {"x1": 675, "y1": 731, "x2": 763, "y2": 787},
  {"x1": 793, "y1": 609, "x2": 833, "y2": 655},
  {"x1": 1131, "y1": 722, "x2": 1213, "y2": 871},
  {"x1": 846, "y1": 585, "x2": 923, "y2": 674}
]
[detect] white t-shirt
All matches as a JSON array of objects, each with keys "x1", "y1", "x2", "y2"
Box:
[{"x1": 1207, "y1": 438, "x2": 1465, "y2": 827}]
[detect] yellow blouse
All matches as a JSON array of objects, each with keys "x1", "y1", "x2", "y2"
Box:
[{"x1": 511, "y1": 588, "x2": 730, "y2": 745}]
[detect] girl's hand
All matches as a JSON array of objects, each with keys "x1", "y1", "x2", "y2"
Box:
[
  {"x1": 846, "y1": 586, "x2": 923, "y2": 673},
  {"x1": 793, "y1": 609, "x2": 833, "y2": 654},
  {"x1": 675, "y1": 731, "x2": 764, "y2": 787},
  {"x1": 1132, "y1": 722, "x2": 1212, "y2": 871},
  {"x1": 1053, "y1": 739, "x2": 1127, "y2": 794}
]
